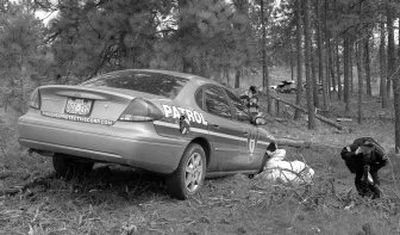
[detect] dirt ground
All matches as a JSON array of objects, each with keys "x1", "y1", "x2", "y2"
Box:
[{"x1": 1, "y1": 93, "x2": 400, "y2": 234}]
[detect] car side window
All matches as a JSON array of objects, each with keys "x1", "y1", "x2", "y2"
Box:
[
  {"x1": 204, "y1": 86, "x2": 232, "y2": 119},
  {"x1": 225, "y1": 89, "x2": 251, "y2": 122},
  {"x1": 195, "y1": 88, "x2": 203, "y2": 109}
]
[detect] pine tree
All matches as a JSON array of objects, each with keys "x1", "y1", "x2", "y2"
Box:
[
  {"x1": 0, "y1": 1, "x2": 47, "y2": 112},
  {"x1": 386, "y1": 2, "x2": 395, "y2": 98},
  {"x1": 259, "y1": 0, "x2": 271, "y2": 112},
  {"x1": 303, "y1": 0, "x2": 316, "y2": 129},
  {"x1": 294, "y1": 0, "x2": 303, "y2": 120},
  {"x1": 316, "y1": 0, "x2": 327, "y2": 110},
  {"x1": 380, "y1": 17, "x2": 388, "y2": 108},
  {"x1": 343, "y1": 35, "x2": 350, "y2": 113},
  {"x1": 356, "y1": 41, "x2": 363, "y2": 124}
]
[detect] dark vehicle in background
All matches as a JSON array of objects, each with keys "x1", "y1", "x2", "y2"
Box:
[
  {"x1": 272, "y1": 80, "x2": 296, "y2": 93},
  {"x1": 18, "y1": 69, "x2": 275, "y2": 199}
]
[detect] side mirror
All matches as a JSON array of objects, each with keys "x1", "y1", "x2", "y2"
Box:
[
  {"x1": 251, "y1": 116, "x2": 266, "y2": 125},
  {"x1": 255, "y1": 117, "x2": 267, "y2": 125}
]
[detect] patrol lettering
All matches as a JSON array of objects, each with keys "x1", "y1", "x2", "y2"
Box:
[
  {"x1": 172, "y1": 106, "x2": 181, "y2": 119},
  {"x1": 200, "y1": 113, "x2": 208, "y2": 125},
  {"x1": 186, "y1": 110, "x2": 195, "y2": 123},
  {"x1": 193, "y1": 112, "x2": 202, "y2": 124},
  {"x1": 177, "y1": 107, "x2": 186, "y2": 115},
  {"x1": 162, "y1": 105, "x2": 172, "y2": 117},
  {"x1": 162, "y1": 104, "x2": 208, "y2": 126}
]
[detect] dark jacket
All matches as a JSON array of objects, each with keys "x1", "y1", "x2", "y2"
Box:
[{"x1": 340, "y1": 137, "x2": 387, "y2": 174}]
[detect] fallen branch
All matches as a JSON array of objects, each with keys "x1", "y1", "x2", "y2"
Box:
[
  {"x1": 336, "y1": 118, "x2": 353, "y2": 122},
  {"x1": 0, "y1": 174, "x2": 54, "y2": 197},
  {"x1": 275, "y1": 138, "x2": 312, "y2": 148},
  {"x1": 270, "y1": 96, "x2": 346, "y2": 131},
  {"x1": 0, "y1": 187, "x2": 23, "y2": 196},
  {"x1": 275, "y1": 137, "x2": 343, "y2": 149}
]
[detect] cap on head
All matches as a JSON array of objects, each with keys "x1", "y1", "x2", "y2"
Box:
[
  {"x1": 363, "y1": 140, "x2": 375, "y2": 148},
  {"x1": 267, "y1": 142, "x2": 277, "y2": 152},
  {"x1": 249, "y1": 86, "x2": 257, "y2": 94}
]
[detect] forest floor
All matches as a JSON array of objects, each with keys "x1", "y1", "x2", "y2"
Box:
[{"x1": 1, "y1": 79, "x2": 400, "y2": 234}]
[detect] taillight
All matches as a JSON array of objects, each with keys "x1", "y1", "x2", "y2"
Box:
[
  {"x1": 29, "y1": 88, "x2": 41, "y2": 109},
  {"x1": 118, "y1": 99, "x2": 163, "y2": 122}
]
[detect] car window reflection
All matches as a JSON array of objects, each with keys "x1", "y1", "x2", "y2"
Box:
[
  {"x1": 82, "y1": 71, "x2": 188, "y2": 99},
  {"x1": 204, "y1": 86, "x2": 232, "y2": 119}
]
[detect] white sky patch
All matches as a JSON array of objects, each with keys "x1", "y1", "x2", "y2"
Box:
[
  {"x1": 10, "y1": 0, "x2": 58, "y2": 25},
  {"x1": 35, "y1": 9, "x2": 58, "y2": 25}
]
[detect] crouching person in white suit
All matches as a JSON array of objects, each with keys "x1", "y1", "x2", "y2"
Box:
[{"x1": 261, "y1": 143, "x2": 315, "y2": 185}]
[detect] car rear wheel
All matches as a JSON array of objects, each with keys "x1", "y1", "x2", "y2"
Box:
[
  {"x1": 166, "y1": 143, "x2": 206, "y2": 200},
  {"x1": 53, "y1": 153, "x2": 94, "y2": 179}
]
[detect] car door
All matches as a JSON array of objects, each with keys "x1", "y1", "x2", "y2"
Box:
[
  {"x1": 224, "y1": 89, "x2": 265, "y2": 170},
  {"x1": 199, "y1": 85, "x2": 246, "y2": 171}
]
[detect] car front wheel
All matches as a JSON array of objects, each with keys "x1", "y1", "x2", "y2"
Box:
[
  {"x1": 53, "y1": 153, "x2": 94, "y2": 179},
  {"x1": 166, "y1": 143, "x2": 206, "y2": 200}
]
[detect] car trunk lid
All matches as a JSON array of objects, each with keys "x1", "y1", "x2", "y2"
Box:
[{"x1": 39, "y1": 85, "x2": 137, "y2": 123}]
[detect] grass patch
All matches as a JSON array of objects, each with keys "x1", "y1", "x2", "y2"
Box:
[
  {"x1": 1, "y1": 89, "x2": 400, "y2": 234},
  {"x1": 1, "y1": 144, "x2": 400, "y2": 234}
]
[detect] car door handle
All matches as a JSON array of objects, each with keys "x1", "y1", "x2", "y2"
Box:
[
  {"x1": 243, "y1": 132, "x2": 249, "y2": 137},
  {"x1": 211, "y1": 124, "x2": 220, "y2": 129}
]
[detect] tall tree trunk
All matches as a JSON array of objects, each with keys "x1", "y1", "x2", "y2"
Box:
[
  {"x1": 328, "y1": 39, "x2": 335, "y2": 95},
  {"x1": 303, "y1": 0, "x2": 316, "y2": 129},
  {"x1": 294, "y1": 0, "x2": 303, "y2": 120},
  {"x1": 398, "y1": 18, "x2": 400, "y2": 60},
  {"x1": 364, "y1": 34, "x2": 372, "y2": 97},
  {"x1": 350, "y1": 46, "x2": 354, "y2": 93},
  {"x1": 343, "y1": 35, "x2": 350, "y2": 112},
  {"x1": 325, "y1": 0, "x2": 334, "y2": 100},
  {"x1": 334, "y1": 0, "x2": 341, "y2": 101},
  {"x1": 387, "y1": 5, "x2": 395, "y2": 99},
  {"x1": 393, "y1": 68, "x2": 400, "y2": 153},
  {"x1": 311, "y1": 42, "x2": 319, "y2": 108},
  {"x1": 380, "y1": 18, "x2": 388, "y2": 108},
  {"x1": 310, "y1": 0, "x2": 318, "y2": 108},
  {"x1": 336, "y1": 40, "x2": 342, "y2": 101},
  {"x1": 234, "y1": 69, "x2": 240, "y2": 88},
  {"x1": 325, "y1": 0, "x2": 332, "y2": 107},
  {"x1": 290, "y1": 44, "x2": 294, "y2": 81},
  {"x1": 260, "y1": 0, "x2": 271, "y2": 113},
  {"x1": 356, "y1": 42, "x2": 363, "y2": 124},
  {"x1": 316, "y1": 0, "x2": 327, "y2": 110},
  {"x1": 182, "y1": 58, "x2": 194, "y2": 73},
  {"x1": 224, "y1": 66, "x2": 230, "y2": 86}
]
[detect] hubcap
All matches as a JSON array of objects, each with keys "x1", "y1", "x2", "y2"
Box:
[{"x1": 185, "y1": 152, "x2": 203, "y2": 193}]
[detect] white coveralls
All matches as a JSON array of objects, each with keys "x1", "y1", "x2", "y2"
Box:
[{"x1": 261, "y1": 149, "x2": 315, "y2": 185}]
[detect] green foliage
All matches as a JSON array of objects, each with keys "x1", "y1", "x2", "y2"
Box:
[
  {"x1": 0, "y1": 1, "x2": 49, "y2": 112},
  {"x1": 44, "y1": 0, "x2": 261, "y2": 79},
  {"x1": 48, "y1": 0, "x2": 170, "y2": 79}
]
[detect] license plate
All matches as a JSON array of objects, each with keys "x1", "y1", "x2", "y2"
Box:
[{"x1": 65, "y1": 98, "x2": 93, "y2": 116}]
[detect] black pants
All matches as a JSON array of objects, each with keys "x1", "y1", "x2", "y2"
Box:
[{"x1": 354, "y1": 170, "x2": 381, "y2": 199}]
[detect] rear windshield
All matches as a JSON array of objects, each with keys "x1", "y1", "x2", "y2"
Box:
[{"x1": 82, "y1": 71, "x2": 188, "y2": 99}]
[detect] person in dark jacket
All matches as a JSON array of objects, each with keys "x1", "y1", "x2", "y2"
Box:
[
  {"x1": 240, "y1": 85, "x2": 266, "y2": 125},
  {"x1": 240, "y1": 86, "x2": 259, "y2": 114},
  {"x1": 340, "y1": 137, "x2": 388, "y2": 199}
]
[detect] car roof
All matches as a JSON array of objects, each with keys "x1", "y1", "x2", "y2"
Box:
[{"x1": 88, "y1": 69, "x2": 231, "y2": 102}]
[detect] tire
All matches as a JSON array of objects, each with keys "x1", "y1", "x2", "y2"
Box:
[
  {"x1": 166, "y1": 143, "x2": 206, "y2": 200},
  {"x1": 53, "y1": 153, "x2": 94, "y2": 179}
]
